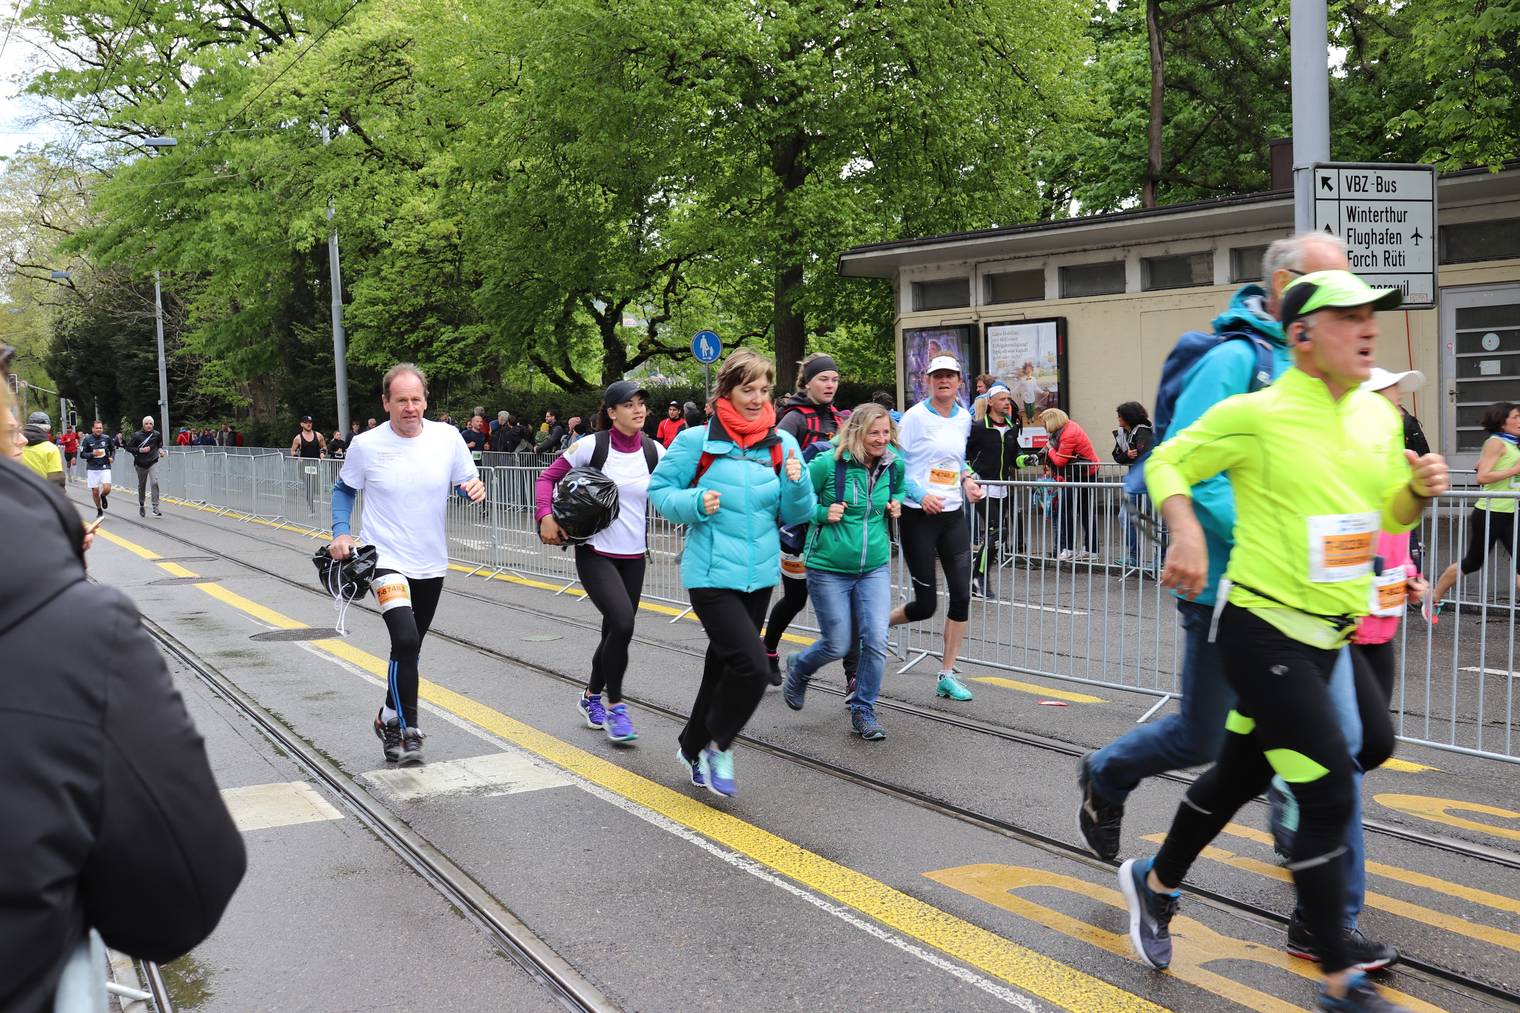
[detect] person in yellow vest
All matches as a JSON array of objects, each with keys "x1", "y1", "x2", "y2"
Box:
[
  {"x1": 1429, "y1": 400, "x2": 1520, "y2": 614},
  {"x1": 20, "y1": 411, "x2": 64, "y2": 488}
]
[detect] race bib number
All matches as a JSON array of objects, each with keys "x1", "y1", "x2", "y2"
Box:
[
  {"x1": 928, "y1": 459, "x2": 960, "y2": 494},
  {"x1": 1371, "y1": 569, "x2": 1407, "y2": 616},
  {"x1": 472, "y1": 450, "x2": 483, "y2": 463},
  {"x1": 780, "y1": 552, "x2": 806, "y2": 578},
  {"x1": 1306, "y1": 512, "x2": 1378, "y2": 583},
  {"x1": 374, "y1": 573, "x2": 412, "y2": 613},
  {"x1": 92, "y1": 448, "x2": 105, "y2": 458},
  {"x1": 304, "y1": 465, "x2": 319, "y2": 476}
]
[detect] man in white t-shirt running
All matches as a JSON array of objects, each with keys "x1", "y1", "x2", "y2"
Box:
[{"x1": 328, "y1": 363, "x2": 485, "y2": 766}]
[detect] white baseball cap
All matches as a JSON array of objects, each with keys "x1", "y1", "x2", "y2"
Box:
[
  {"x1": 926, "y1": 355, "x2": 962, "y2": 375},
  {"x1": 1361, "y1": 367, "x2": 1425, "y2": 394}
]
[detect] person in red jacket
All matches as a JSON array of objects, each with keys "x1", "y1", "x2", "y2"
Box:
[
  {"x1": 656, "y1": 401, "x2": 686, "y2": 447},
  {"x1": 175, "y1": 427, "x2": 193, "y2": 446},
  {"x1": 1040, "y1": 408, "x2": 1100, "y2": 562}
]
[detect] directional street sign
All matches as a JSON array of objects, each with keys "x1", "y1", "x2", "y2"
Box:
[
  {"x1": 691, "y1": 329, "x2": 722, "y2": 364},
  {"x1": 1312, "y1": 162, "x2": 1437, "y2": 309}
]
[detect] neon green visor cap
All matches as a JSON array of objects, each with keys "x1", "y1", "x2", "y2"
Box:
[{"x1": 1280, "y1": 269, "x2": 1401, "y2": 328}]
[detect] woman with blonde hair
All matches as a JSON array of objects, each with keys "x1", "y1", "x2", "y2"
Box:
[
  {"x1": 1041, "y1": 407, "x2": 1100, "y2": 562},
  {"x1": 649, "y1": 348, "x2": 815, "y2": 797},
  {"x1": 781, "y1": 403, "x2": 904, "y2": 739}
]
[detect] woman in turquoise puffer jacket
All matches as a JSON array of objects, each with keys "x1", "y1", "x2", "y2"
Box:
[{"x1": 648, "y1": 349, "x2": 815, "y2": 798}]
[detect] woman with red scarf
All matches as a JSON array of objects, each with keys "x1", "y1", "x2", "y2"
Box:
[{"x1": 648, "y1": 349, "x2": 816, "y2": 798}]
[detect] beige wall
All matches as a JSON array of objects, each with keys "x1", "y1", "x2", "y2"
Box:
[{"x1": 894, "y1": 257, "x2": 1520, "y2": 456}]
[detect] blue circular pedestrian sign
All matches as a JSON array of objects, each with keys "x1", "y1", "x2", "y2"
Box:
[{"x1": 691, "y1": 330, "x2": 722, "y2": 364}]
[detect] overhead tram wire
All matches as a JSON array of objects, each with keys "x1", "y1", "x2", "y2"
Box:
[{"x1": 0, "y1": 0, "x2": 25, "y2": 69}]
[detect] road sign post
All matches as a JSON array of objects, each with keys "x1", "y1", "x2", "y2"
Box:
[
  {"x1": 1312, "y1": 162, "x2": 1437, "y2": 308},
  {"x1": 692, "y1": 330, "x2": 722, "y2": 405}
]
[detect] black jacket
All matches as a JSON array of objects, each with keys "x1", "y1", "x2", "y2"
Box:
[
  {"x1": 0, "y1": 461, "x2": 246, "y2": 1012},
  {"x1": 776, "y1": 393, "x2": 844, "y2": 452},
  {"x1": 125, "y1": 427, "x2": 163, "y2": 466},
  {"x1": 966, "y1": 415, "x2": 1023, "y2": 483},
  {"x1": 1402, "y1": 408, "x2": 1430, "y2": 457},
  {"x1": 1111, "y1": 422, "x2": 1153, "y2": 466},
  {"x1": 534, "y1": 421, "x2": 567, "y2": 454}
]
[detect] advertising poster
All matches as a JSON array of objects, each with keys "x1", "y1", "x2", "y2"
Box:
[
  {"x1": 984, "y1": 318, "x2": 1067, "y2": 422},
  {"x1": 902, "y1": 325, "x2": 975, "y2": 408}
]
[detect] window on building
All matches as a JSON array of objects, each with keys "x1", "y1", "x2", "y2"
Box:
[
  {"x1": 1230, "y1": 245, "x2": 1268, "y2": 283},
  {"x1": 984, "y1": 269, "x2": 1045, "y2": 304},
  {"x1": 1441, "y1": 219, "x2": 1520, "y2": 264},
  {"x1": 1059, "y1": 261, "x2": 1126, "y2": 298},
  {"x1": 1142, "y1": 251, "x2": 1213, "y2": 291},
  {"x1": 911, "y1": 277, "x2": 970, "y2": 311}
]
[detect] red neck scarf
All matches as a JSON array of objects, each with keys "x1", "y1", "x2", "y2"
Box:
[{"x1": 713, "y1": 398, "x2": 776, "y2": 448}]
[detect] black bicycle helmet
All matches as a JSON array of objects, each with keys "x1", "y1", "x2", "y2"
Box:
[
  {"x1": 313, "y1": 542, "x2": 379, "y2": 599},
  {"x1": 552, "y1": 466, "x2": 620, "y2": 542}
]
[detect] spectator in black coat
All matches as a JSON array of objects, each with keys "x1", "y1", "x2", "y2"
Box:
[
  {"x1": 0, "y1": 460, "x2": 245, "y2": 1012},
  {"x1": 1114, "y1": 400, "x2": 1154, "y2": 568},
  {"x1": 534, "y1": 409, "x2": 567, "y2": 454}
]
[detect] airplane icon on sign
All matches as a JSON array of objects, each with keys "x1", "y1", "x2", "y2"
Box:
[{"x1": 1411, "y1": 228, "x2": 1423, "y2": 246}]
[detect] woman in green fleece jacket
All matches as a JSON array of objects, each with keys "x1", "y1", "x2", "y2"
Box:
[{"x1": 780, "y1": 403, "x2": 905, "y2": 740}]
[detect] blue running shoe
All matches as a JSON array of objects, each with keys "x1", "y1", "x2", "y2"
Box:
[
  {"x1": 782, "y1": 654, "x2": 807, "y2": 711},
  {"x1": 1118, "y1": 857, "x2": 1179, "y2": 970},
  {"x1": 698, "y1": 745, "x2": 736, "y2": 798},
  {"x1": 578, "y1": 692, "x2": 606, "y2": 729},
  {"x1": 604, "y1": 703, "x2": 637, "y2": 743},
  {"x1": 1317, "y1": 972, "x2": 1408, "y2": 1011},
  {"x1": 677, "y1": 748, "x2": 704, "y2": 788},
  {"x1": 851, "y1": 710, "x2": 886, "y2": 741}
]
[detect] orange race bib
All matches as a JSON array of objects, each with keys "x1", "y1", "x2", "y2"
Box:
[
  {"x1": 780, "y1": 553, "x2": 807, "y2": 578},
  {"x1": 1371, "y1": 569, "x2": 1407, "y2": 616},
  {"x1": 929, "y1": 467, "x2": 958, "y2": 487},
  {"x1": 1306, "y1": 513, "x2": 1378, "y2": 583},
  {"x1": 373, "y1": 573, "x2": 413, "y2": 613}
]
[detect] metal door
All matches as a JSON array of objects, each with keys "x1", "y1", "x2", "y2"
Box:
[{"x1": 1441, "y1": 284, "x2": 1520, "y2": 471}]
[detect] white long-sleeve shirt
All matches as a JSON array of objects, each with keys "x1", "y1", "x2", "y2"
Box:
[{"x1": 898, "y1": 399, "x2": 972, "y2": 511}]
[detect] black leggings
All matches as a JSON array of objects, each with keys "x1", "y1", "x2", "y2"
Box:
[
  {"x1": 375, "y1": 570, "x2": 444, "y2": 729},
  {"x1": 764, "y1": 573, "x2": 860, "y2": 676},
  {"x1": 1458, "y1": 506, "x2": 1519, "y2": 575},
  {"x1": 575, "y1": 546, "x2": 645, "y2": 702},
  {"x1": 680, "y1": 587, "x2": 771, "y2": 759},
  {"x1": 1153, "y1": 605, "x2": 1395, "y2": 974},
  {"x1": 900, "y1": 506, "x2": 971, "y2": 623}
]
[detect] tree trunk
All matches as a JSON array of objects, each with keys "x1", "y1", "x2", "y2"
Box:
[
  {"x1": 771, "y1": 130, "x2": 809, "y2": 379},
  {"x1": 1143, "y1": 0, "x2": 1165, "y2": 208}
]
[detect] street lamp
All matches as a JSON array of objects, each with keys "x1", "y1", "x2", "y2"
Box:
[{"x1": 145, "y1": 136, "x2": 176, "y2": 443}]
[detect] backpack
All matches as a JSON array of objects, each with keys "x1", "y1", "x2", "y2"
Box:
[
  {"x1": 588, "y1": 429, "x2": 659, "y2": 475},
  {"x1": 779, "y1": 401, "x2": 844, "y2": 452},
  {"x1": 1122, "y1": 329, "x2": 1275, "y2": 497}
]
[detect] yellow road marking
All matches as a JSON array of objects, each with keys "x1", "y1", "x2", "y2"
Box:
[
  {"x1": 1143, "y1": 833, "x2": 1520, "y2": 953},
  {"x1": 157, "y1": 561, "x2": 197, "y2": 578},
  {"x1": 98, "y1": 527, "x2": 1160, "y2": 1012},
  {"x1": 927, "y1": 864, "x2": 1442, "y2": 1013},
  {"x1": 1219, "y1": 823, "x2": 1520, "y2": 915},
  {"x1": 1381, "y1": 758, "x2": 1439, "y2": 773},
  {"x1": 97, "y1": 527, "x2": 160, "y2": 559},
  {"x1": 1375, "y1": 793, "x2": 1520, "y2": 843},
  {"x1": 972, "y1": 677, "x2": 1105, "y2": 704}
]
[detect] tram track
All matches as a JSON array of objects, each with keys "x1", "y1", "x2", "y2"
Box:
[
  {"x1": 136, "y1": 613, "x2": 619, "y2": 1013},
  {"x1": 99, "y1": 503, "x2": 1520, "y2": 1006}
]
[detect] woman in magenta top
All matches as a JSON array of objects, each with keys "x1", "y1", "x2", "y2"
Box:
[{"x1": 536, "y1": 381, "x2": 663, "y2": 744}]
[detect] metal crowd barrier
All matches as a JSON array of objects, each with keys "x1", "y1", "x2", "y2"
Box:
[{"x1": 143, "y1": 450, "x2": 1518, "y2": 763}]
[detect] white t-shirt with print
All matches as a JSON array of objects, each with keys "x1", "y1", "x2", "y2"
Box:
[
  {"x1": 562, "y1": 433, "x2": 664, "y2": 556},
  {"x1": 338, "y1": 419, "x2": 478, "y2": 578}
]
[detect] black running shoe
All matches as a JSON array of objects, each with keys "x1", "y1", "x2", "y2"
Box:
[
  {"x1": 766, "y1": 652, "x2": 783, "y2": 687},
  {"x1": 101, "y1": 492, "x2": 108, "y2": 511},
  {"x1": 373, "y1": 710, "x2": 402, "y2": 763},
  {"x1": 1317, "y1": 971, "x2": 1409, "y2": 1011},
  {"x1": 1287, "y1": 913, "x2": 1400, "y2": 972},
  {"x1": 139, "y1": 504, "x2": 146, "y2": 517},
  {"x1": 1077, "y1": 752, "x2": 1124, "y2": 861},
  {"x1": 398, "y1": 727, "x2": 425, "y2": 767}
]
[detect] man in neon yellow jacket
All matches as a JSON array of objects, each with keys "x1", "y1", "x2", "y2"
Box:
[{"x1": 1118, "y1": 270, "x2": 1449, "y2": 1013}]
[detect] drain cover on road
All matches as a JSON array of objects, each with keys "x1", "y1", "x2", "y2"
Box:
[
  {"x1": 151, "y1": 576, "x2": 222, "y2": 586},
  {"x1": 249, "y1": 628, "x2": 341, "y2": 642}
]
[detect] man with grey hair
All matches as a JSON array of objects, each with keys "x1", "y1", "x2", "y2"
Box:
[
  {"x1": 1079, "y1": 233, "x2": 1350, "y2": 840},
  {"x1": 125, "y1": 416, "x2": 165, "y2": 517}
]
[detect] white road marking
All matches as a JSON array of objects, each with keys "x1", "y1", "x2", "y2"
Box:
[
  {"x1": 361, "y1": 751, "x2": 572, "y2": 801},
  {"x1": 1460, "y1": 667, "x2": 1520, "y2": 678},
  {"x1": 222, "y1": 781, "x2": 343, "y2": 832}
]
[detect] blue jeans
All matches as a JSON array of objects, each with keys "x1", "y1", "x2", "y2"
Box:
[
  {"x1": 1269, "y1": 647, "x2": 1366, "y2": 929},
  {"x1": 1119, "y1": 500, "x2": 1140, "y2": 563},
  {"x1": 793, "y1": 566, "x2": 890, "y2": 716},
  {"x1": 1089, "y1": 598, "x2": 1235, "y2": 801}
]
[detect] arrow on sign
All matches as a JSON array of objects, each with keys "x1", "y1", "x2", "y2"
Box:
[
  {"x1": 1320, "y1": 175, "x2": 1334, "y2": 192},
  {"x1": 1323, "y1": 224, "x2": 1335, "y2": 234},
  {"x1": 1411, "y1": 227, "x2": 1423, "y2": 246}
]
